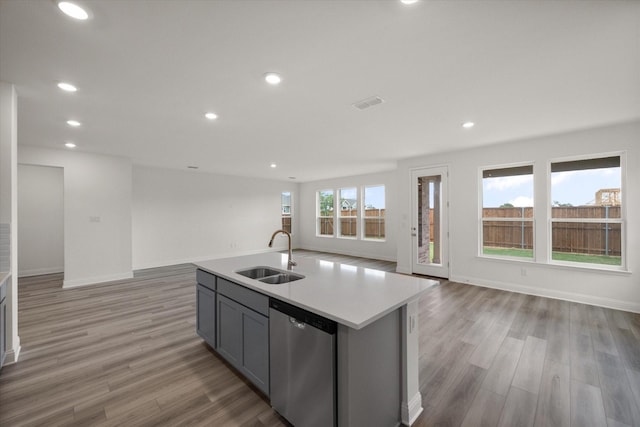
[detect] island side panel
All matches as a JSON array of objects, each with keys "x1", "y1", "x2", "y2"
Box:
[{"x1": 337, "y1": 308, "x2": 401, "y2": 427}]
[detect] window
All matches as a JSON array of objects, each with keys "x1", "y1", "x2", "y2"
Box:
[
  {"x1": 481, "y1": 165, "x2": 534, "y2": 259},
  {"x1": 317, "y1": 190, "x2": 334, "y2": 236},
  {"x1": 550, "y1": 156, "x2": 623, "y2": 267},
  {"x1": 338, "y1": 187, "x2": 357, "y2": 238},
  {"x1": 363, "y1": 185, "x2": 385, "y2": 240},
  {"x1": 281, "y1": 192, "x2": 291, "y2": 233}
]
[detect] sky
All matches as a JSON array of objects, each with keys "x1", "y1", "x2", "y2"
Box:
[
  {"x1": 483, "y1": 167, "x2": 621, "y2": 208},
  {"x1": 329, "y1": 185, "x2": 385, "y2": 209}
]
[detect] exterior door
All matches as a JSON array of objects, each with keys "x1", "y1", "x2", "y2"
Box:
[{"x1": 411, "y1": 166, "x2": 449, "y2": 278}]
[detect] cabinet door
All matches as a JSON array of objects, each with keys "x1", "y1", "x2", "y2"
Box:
[
  {"x1": 216, "y1": 295, "x2": 243, "y2": 368},
  {"x1": 242, "y1": 307, "x2": 269, "y2": 395},
  {"x1": 196, "y1": 284, "x2": 216, "y2": 348}
]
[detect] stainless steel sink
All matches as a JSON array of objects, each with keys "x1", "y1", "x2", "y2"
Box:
[
  {"x1": 259, "y1": 272, "x2": 305, "y2": 284},
  {"x1": 235, "y1": 266, "x2": 305, "y2": 284},
  {"x1": 236, "y1": 266, "x2": 282, "y2": 279}
]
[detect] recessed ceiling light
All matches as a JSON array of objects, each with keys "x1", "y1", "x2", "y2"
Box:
[
  {"x1": 65, "y1": 142, "x2": 76, "y2": 148},
  {"x1": 288, "y1": 176, "x2": 296, "y2": 180},
  {"x1": 66, "y1": 119, "x2": 81, "y2": 127},
  {"x1": 205, "y1": 112, "x2": 218, "y2": 120},
  {"x1": 270, "y1": 163, "x2": 277, "y2": 168},
  {"x1": 57, "y1": 82, "x2": 77, "y2": 92},
  {"x1": 264, "y1": 73, "x2": 282, "y2": 85},
  {"x1": 57, "y1": 2, "x2": 89, "y2": 20},
  {"x1": 400, "y1": 0, "x2": 419, "y2": 4},
  {"x1": 187, "y1": 165, "x2": 199, "y2": 169},
  {"x1": 462, "y1": 121, "x2": 475, "y2": 129}
]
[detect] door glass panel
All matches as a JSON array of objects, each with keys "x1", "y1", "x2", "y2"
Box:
[{"x1": 417, "y1": 175, "x2": 442, "y2": 266}]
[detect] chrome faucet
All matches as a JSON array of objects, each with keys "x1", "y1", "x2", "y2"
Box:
[{"x1": 268, "y1": 229, "x2": 297, "y2": 270}]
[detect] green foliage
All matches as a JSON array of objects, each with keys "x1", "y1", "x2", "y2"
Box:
[
  {"x1": 552, "y1": 200, "x2": 573, "y2": 207},
  {"x1": 500, "y1": 203, "x2": 514, "y2": 208},
  {"x1": 319, "y1": 192, "x2": 334, "y2": 216}
]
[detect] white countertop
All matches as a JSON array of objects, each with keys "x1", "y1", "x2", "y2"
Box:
[{"x1": 195, "y1": 252, "x2": 437, "y2": 330}]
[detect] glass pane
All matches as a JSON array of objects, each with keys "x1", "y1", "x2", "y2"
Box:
[
  {"x1": 317, "y1": 217, "x2": 334, "y2": 236},
  {"x1": 482, "y1": 169, "x2": 533, "y2": 211},
  {"x1": 551, "y1": 222, "x2": 621, "y2": 266},
  {"x1": 482, "y1": 220, "x2": 534, "y2": 258},
  {"x1": 364, "y1": 185, "x2": 385, "y2": 239},
  {"x1": 417, "y1": 175, "x2": 442, "y2": 264},
  {"x1": 551, "y1": 159, "x2": 621, "y2": 218},
  {"x1": 317, "y1": 190, "x2": 334, "y2": 236},
  {"x1": 281, "y1": 192, "x2": 291, "y2": 233},
  {"x1": 482, "y1": 166, "x2": 534, "y2": 257},
  {"x1": 338, "y1": 187, "x2": 357, "y2": 238}
]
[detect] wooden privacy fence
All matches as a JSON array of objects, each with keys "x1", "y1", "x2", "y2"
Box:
[
  {"x1": 482, "y1": 206, "x2": 621, "y2": 255},
  {"x1": 319, "y1": 209, "x2": 385, "y2": 238}
]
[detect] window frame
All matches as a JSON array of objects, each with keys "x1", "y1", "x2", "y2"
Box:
[
  {"x1": 548, "y1": 152, "x2": 626, "y2": 271},
  {"x1": 479, "y1": 162, "x2": 535, "y2": 261},
  {"x1": 338, "y1": 187, "x2": 358, "y2": 239},
  {"x1": 281, "y1": 191, "x2": 292, "y2": 234},
  {"x1": 362, "y1": 184, "x2": 386, "y2": 242},
  {"x1": 316, "y1": 189, "x2": 335, "y2": 238}
]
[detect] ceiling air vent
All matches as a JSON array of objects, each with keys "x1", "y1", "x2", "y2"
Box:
[{"x1": 352, "y1": 95, "x2": 385, "y2": 111}]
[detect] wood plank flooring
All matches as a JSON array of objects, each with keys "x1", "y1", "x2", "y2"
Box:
[{"x1": 1, "y1": 250, "x2": 639, "y2": 427}]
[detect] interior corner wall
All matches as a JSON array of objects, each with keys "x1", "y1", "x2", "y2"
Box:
[
  {"x1": 17, "y1": 164, "x2": 64, "y2": 277},
  {"x1": 298, "y1": 170, "x2": 398, "y2": 262},
  {"x1": 18, "y1": 146, "x2": 133, "y2": 287},
  {"x1": 132, "y1": 165, "x2": 299, "y2": 269},
  {"x1": 396, "y1": 120, "x2": 640, "y2": 313},
  {"x1": 0, "y1": 81, "x2": 20, "y2": 363}
]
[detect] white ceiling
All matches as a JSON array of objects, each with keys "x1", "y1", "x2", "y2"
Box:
[{"x1": 1, "y1": 0, "x2": 639, "y2": 182}]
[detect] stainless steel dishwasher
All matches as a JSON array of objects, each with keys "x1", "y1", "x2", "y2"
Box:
[{"x1": 269, "y1": 298, "x2": 337, "y2": 427}]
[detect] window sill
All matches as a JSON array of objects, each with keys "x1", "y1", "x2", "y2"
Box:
[{"x1": 477, "y1": 254, "x2": 631, "y2": 276}]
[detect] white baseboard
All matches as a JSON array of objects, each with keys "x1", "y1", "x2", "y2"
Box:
[
  {"x1": 298, "y1": 245, "x2": 397, "y2": 263},
  {"x1": 63, "y1": 272, "x2": 134, "y2": 288},
  {"x1": 451, "y1": 274, "x2": 640, "y2": 314},
  {"x1": 18, "y1": 266, "x2": 63, "y2": 277},
  {"x1": 4, "y1": 336, "x2": 21, "y2": 365},
  {"x1": 401, "y1": 392, "x2": 424, "y2": 426},
  {"x1": 132, "y1": 247, "x2": 278, "y2": 271}
]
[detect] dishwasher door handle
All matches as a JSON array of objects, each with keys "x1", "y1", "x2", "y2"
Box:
[{"x1": 289, "y1": 317, "x2": 306, "y2": 330}]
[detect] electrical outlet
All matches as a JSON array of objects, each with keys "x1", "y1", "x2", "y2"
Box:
[{"x1": 521, "y1": 267, "x2": 527, "y2": 276}]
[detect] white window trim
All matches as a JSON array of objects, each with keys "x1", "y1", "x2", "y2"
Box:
[
  {"x1": 281, "y1": 191, "x2": 293, "y2": 235},
  {"x1": 362, "y1": 184, "x2": 386, "y2": 242},
  {"x1": 316, "y1": 189, "x2": 335, "y2": 238},
  {"x1": 547, "y1": 151, "x2": 627, "y2": 272},
  {"x1": 338, "y1": 187, "x2": 358, "y2": 240},
  {"x1": 478, "y1": 162, "x2": 535, "y2": 261}
]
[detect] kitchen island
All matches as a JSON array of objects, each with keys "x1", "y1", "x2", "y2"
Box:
[{"x1": 195, "y1": 252, "x2": 436, "y2": 427}]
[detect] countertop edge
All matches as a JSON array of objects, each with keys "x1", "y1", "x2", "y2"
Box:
[{"x1": 195, "y1": 255, "x2": 437, "y2": 330}]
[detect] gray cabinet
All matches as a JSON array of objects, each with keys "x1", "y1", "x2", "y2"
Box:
[
  {"x1": 196, "y1": 284, "x2": 216, "y2": 347},
  {"x1": 196, "y1": 269, "x2": 216, "y2": 348},
  {"x1": 0, "y1": 281, "x2": 6, "y2": 370},
  {"x1": 216, "y1": 283, "x2": 269, "y2": 396}
]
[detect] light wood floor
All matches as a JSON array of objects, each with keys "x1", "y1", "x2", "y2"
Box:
[{"x1": 1, "y1": 250, "x2": 639, "y2": 427}]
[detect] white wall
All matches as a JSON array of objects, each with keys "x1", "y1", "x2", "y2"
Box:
[
  {"x1": 298, "y1": 170, "x2": 398, "y2": 261},
  {"x1": 17, "y1": 165, "x2": 64, "y2": 277},
  {"x1": 132, "y1": 165, "x2": 299, "y2": 269},
  {"x1": 397, "y1": 121, "x2": 640, "y2": 313},
  {"x1": 18, "y1": 146, "x2": 133, "y2": 287}
]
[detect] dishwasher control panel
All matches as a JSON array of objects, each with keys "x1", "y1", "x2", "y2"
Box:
[{"x1": 269, "y1": 298, "x2": 337, "y2": 335}]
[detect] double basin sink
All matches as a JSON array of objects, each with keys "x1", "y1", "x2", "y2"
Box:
[{"x1": 236, "y1": 266, "x2": 305, "y2": 285}]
